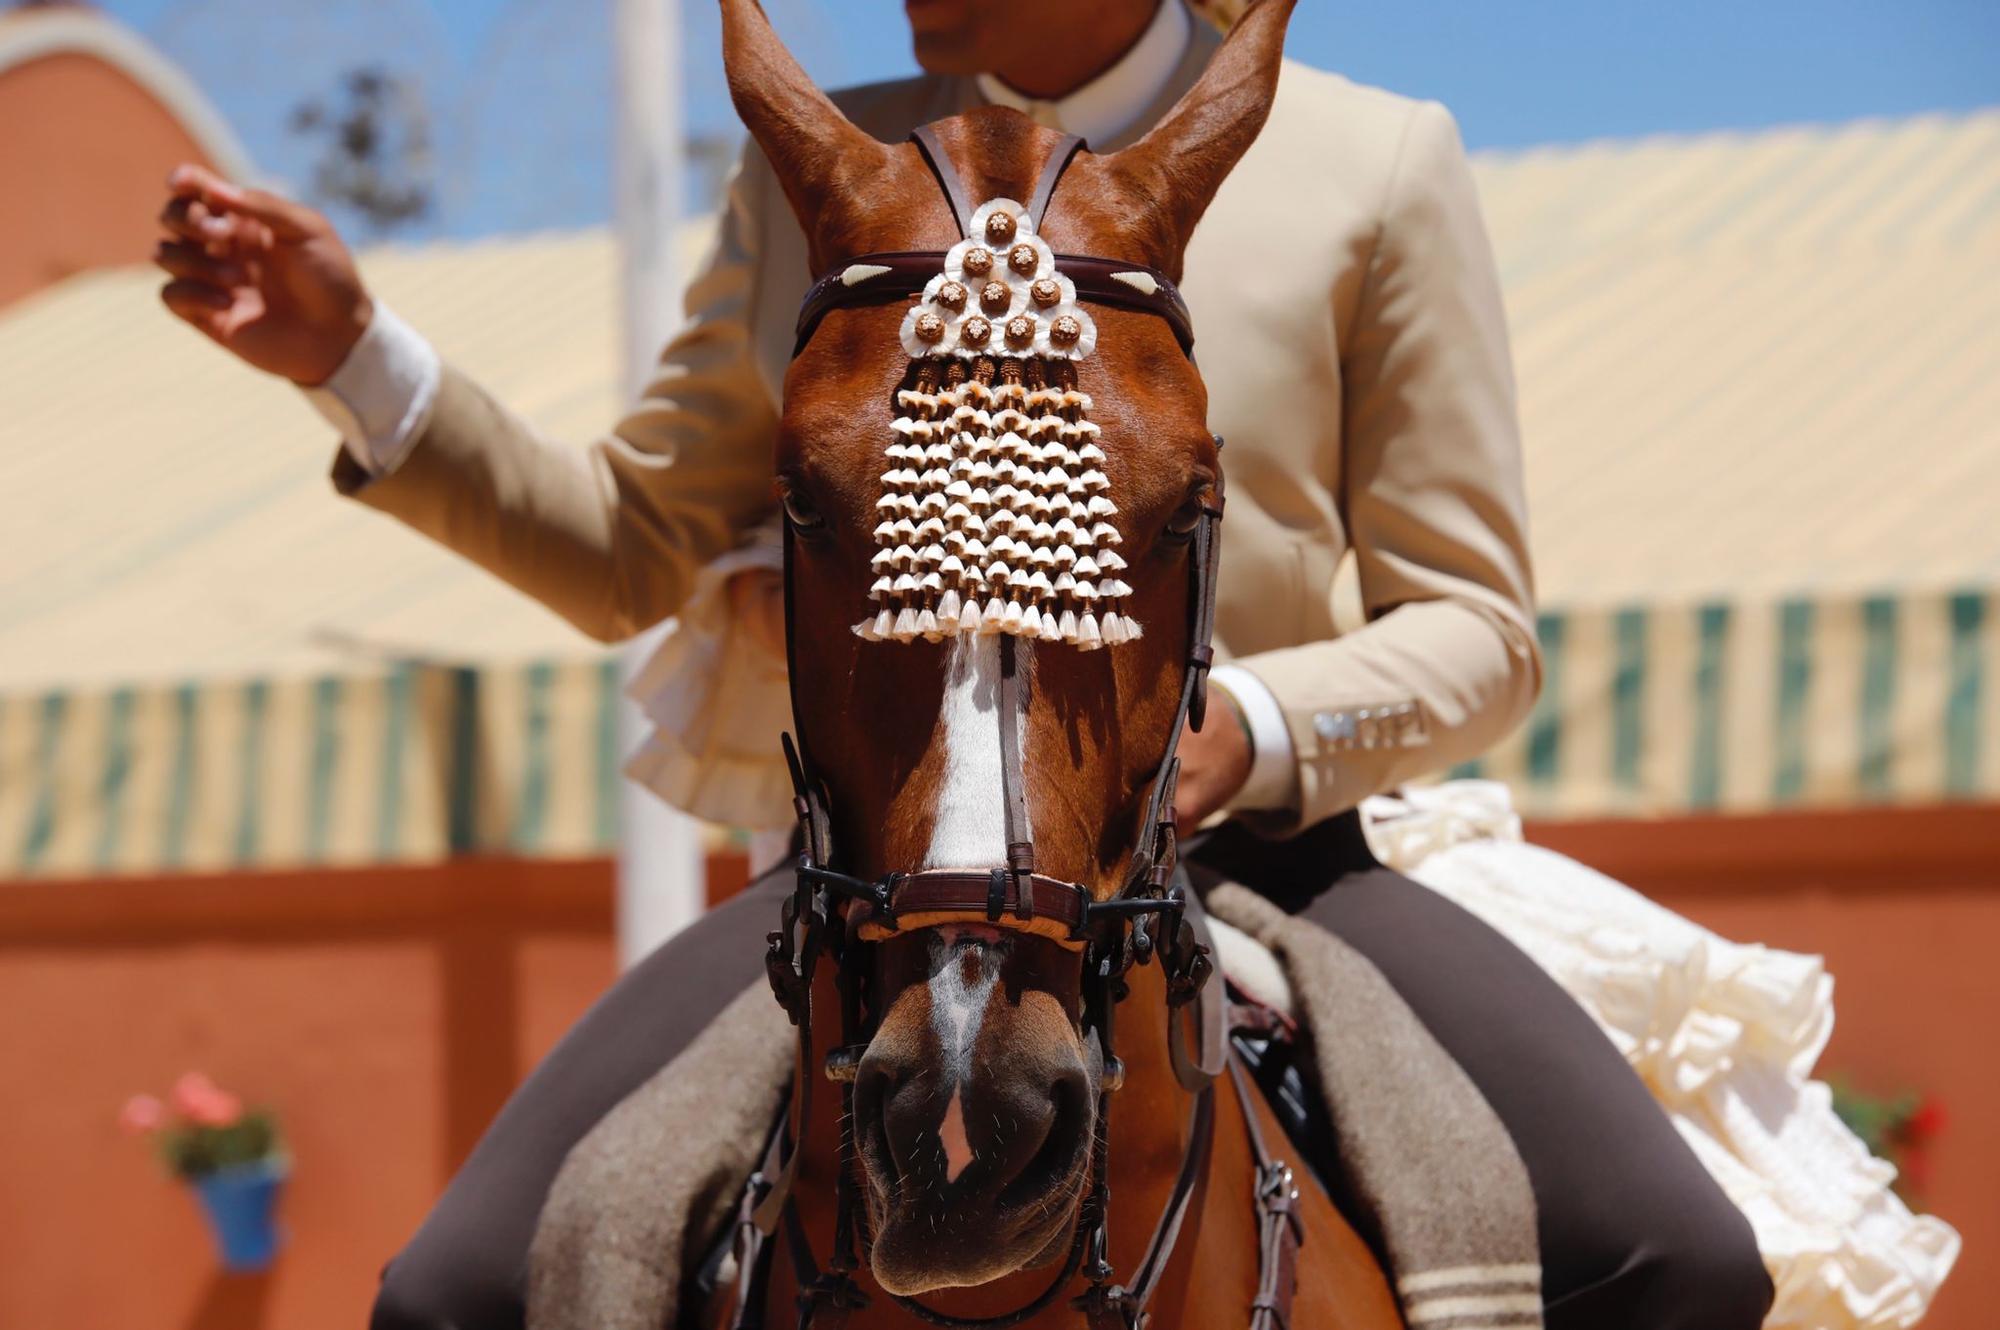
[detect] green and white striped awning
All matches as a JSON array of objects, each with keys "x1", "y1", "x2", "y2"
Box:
[
  {"x1": 0, "y1": 231, "x2": 708, "y2": 880},
  {"x1": 1465, "y1": 588, "x2": 1998, "y2": 819},
  {"x1": 0, "y1": 659, "x2": 626, "y2": 878}
]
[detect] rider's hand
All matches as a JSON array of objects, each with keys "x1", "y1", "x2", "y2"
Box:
[
  {"x1": 154, "y1": 163, "x2": 372, "y2": 386},
  {"x1": 1171, "y1": 698, "x2": 1253, "y2": 835}
]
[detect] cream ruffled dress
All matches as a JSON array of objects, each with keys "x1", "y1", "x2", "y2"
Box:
[
  {"x1": 629, "y1": 559, "x2": 1962, "y2": 1327},
  {"x1": 1361, "y1": 782, "x2": 1961, "y2": 1330}
]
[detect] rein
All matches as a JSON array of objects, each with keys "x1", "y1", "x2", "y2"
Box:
[{"x1": 735, "y1": 125, "x2": 1297, "y2": 1330}]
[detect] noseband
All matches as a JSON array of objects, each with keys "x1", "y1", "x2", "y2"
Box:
[{"x1": 740, "y1": 126, "x2": 1269, "y2": 1330}]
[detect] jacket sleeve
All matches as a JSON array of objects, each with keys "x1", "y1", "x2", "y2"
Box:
[
  {"x1": 330, "y1": 147, "x2": 785, "y2": 644},
  {"x1": 1229, "y1": 101, "x2": 1542, "y2": 827}
]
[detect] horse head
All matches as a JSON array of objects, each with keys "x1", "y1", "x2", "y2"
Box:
[{"x1": 721, "y1": 0, "x2": 1296, "y2": 1301}]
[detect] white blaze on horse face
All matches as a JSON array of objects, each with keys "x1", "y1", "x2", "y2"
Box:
[
  {"x1": 923, "y1": 636, "x2": 1024, "y2": 869},
  {"x1": 929, "y1": 941, "x2": 999, "y2": 1181},
  {"x1": 929, "y1": 937, "x2": 999, "y2": 1084}
]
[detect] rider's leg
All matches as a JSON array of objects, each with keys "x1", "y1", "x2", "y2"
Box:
[
  {"x1": 370, "y1": 865, "x2": 792, "y2": 1330},
  {"x1": 1288, "y1": 865, "x2": 1773, "y2": 1330}
]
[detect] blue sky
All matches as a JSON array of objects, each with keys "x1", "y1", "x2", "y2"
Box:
[{"x1": 99, "y1": 0, "x2": 1998, "y2": 240}]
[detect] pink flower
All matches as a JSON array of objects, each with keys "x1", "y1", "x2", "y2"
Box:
[
  {"x1": 171, "y1": 1072, "x2": 243, "y2": 1128},
  {"x1": 119, "y1": 1094, "x2": 165, "y2": 1135},
  {"x1": 187, "y1": 1088, "x2": 243, "y2": 1127}
]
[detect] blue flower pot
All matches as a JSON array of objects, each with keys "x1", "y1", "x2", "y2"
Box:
[{"x1": 192, "y1": 1159, "x2": 286, "y2": 1271}]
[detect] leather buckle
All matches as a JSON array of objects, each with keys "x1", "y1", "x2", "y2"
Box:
[{"x1": 1258, "y1": 1162, "x2": 1305, "y2": 1240}]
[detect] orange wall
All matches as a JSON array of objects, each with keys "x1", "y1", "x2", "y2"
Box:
[
  {"x1": 0, "y1": 858, "x2": 617, "y2": 1330},
  {"x1": 2, "y1": 811, "x2": 1990, "y2": 1328},
  {"x1": 0, "y1": 49, "x2": 226, "y2": 307}
]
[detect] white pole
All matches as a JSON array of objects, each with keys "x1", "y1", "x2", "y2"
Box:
[{"x1": 612, "y1": 0, "x2": 703, "y2": 968}]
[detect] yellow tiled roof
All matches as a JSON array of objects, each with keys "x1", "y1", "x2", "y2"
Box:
[
  {"x1": 1, "y1": 227, "x2": 722, "y2": 694},
  {"x1": 1479, "y1": 109, "x2": 2000, "y2": 610}
]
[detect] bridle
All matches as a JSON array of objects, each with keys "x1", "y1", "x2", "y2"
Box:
[{"x1": 733, "y1": 126, "x2": 1298, "y2": 1330}]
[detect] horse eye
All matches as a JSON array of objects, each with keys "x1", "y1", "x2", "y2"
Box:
[{"x1": 780, "y1": 484, "x2": 825, "y2": 532}]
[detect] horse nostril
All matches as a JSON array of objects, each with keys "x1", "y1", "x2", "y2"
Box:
[
  {"x1": 852, "y1": 1056, "x2": 905, "y2": 1191},
  {"x1": 996, "y1": 1060, "x2": 1092, "y2": 1211}
]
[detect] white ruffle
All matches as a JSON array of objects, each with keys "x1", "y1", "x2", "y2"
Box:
[
  {"x1": 1360, "y1": 782, "x2": 1961, "y2": 1330},
  {"x1": 622, "y1": 522, "x2": 797, "y2": 830}
]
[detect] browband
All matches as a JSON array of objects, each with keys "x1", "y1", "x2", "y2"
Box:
[{"x1": 794, "y1": 253, "x2": 1195, "y2": 360}]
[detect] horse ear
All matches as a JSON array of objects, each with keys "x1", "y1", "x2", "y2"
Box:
[
  {"x1": 719, "y1": 0, "x2": 889, "y2": 257},
  {"x1": 1104, "y1": 0, "x2": 1296, "y2": 261}
]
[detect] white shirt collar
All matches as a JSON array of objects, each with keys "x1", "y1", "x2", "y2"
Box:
[{"x1": 974, "y1": 0, "x2": 1191, "y2": 148}]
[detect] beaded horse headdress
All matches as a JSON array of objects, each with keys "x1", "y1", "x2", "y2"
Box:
[{"x1": 856, "y1": 196, "x2": 1137, "y2": 649}]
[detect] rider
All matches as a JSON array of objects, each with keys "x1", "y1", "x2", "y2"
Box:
[{"x1": 155, "y1": 2, "x2": 1773, "y2": 1327}]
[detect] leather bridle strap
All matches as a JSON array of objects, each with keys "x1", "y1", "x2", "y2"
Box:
[
  {"x1": 1028, "y1": 134, "x2": 1087, "y2": 225},
  {"x1": 1226, "y1": 1057, "x2": 1304, "y2": 1330},
  {"x1": 996, "y1": 635, "x2": 1036, "y2": 904},
  {"x1": 911, "y1": 124, "x2": 1085, "y2": 233},
  {"x1": 1076, "y1": 1082, "x2": 1218, "y2": 1328},
  {"x1": 911, "y1": 123, "x2": 974, "y2": 232},
  {"x1": 1120, "y1": 473, "x2": 1225, "y2": 898}
]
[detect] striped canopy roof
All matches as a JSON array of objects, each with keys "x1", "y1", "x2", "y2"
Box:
[
  {"x1": 1, "y1": 109, "x2": 1995, "y2": 879},
  {"x1": 1470, "y1": 108, "x2": 2000, "y2": 816}
]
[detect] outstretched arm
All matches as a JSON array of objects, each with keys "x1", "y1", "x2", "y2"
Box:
[{"x1": 156, "y1": 152, "x2": 785, "y2": 644}]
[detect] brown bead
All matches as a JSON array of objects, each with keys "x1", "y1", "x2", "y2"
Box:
[
  {"x1": 962, "y1": 247, "x2": 994, "y2": 277},
  {"x1": 936, "y1": 281, "x2": 968, "y2": 312},
  {"x1": 1008, "y1": 243, "x2": 1040, "y2": 276},
  {"x1": 1049, "y1": 315, "x2": 1082, "y2": 348},
  {"x1": 980, "y1": 280, "x2": 1012, "y2": 315},
  {"x1": 1005, "y1": 315, "x2": 1036, "y2": 349},
  {"x1": 1030, "y1": 278, "x2": 1062, "y2": 309},
  {"x1": 961, "y1": 315, "x2": 992, "y2": 346},
  {"x1": 984, "y1": 210, "x2": 1018, "y2": 245},
  {"x1": 914, "y1": 311, "x2": 947, "y2": 344}
]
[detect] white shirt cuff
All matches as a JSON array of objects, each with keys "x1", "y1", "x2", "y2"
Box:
[
  {"x1": 1210, "y1": 663, "x2": 1299, "y2": 812},
  {"x1": 299, "y1": 300, "x2": 441, "y2": 476}
]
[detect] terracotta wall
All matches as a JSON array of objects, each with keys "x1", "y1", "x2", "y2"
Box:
[
  {"x1": 0, "y1": 857, "x2": 618, "y2": 1330},
  {"x1": 0, "y1": 49, "x2": 226, "y2": 307},
  {"x1": 1, "y1": 809, "x2": 1989, "y2": 1328}
]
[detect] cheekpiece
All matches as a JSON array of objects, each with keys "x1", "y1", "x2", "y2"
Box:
[{"x1": 861, "y1": 198, "x2": 1133, "y2": 649}]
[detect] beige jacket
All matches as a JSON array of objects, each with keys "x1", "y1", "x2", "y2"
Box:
[{"x1": 334, "y1": 23, "x2": 1540, "y2": 829}]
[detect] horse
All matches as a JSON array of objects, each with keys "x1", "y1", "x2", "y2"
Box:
[{"x1": 712, "y1": 1, "x2": 1405, "y2": 1325}]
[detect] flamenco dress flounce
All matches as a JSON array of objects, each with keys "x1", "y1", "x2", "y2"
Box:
[{"x1": 1362, "y1": 781, "x2": 1961, "y2": 1330}]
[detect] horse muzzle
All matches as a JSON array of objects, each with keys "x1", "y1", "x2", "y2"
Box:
[{"x1": 852, "y1": 931, "x2": 1099, "y2": 1294}]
